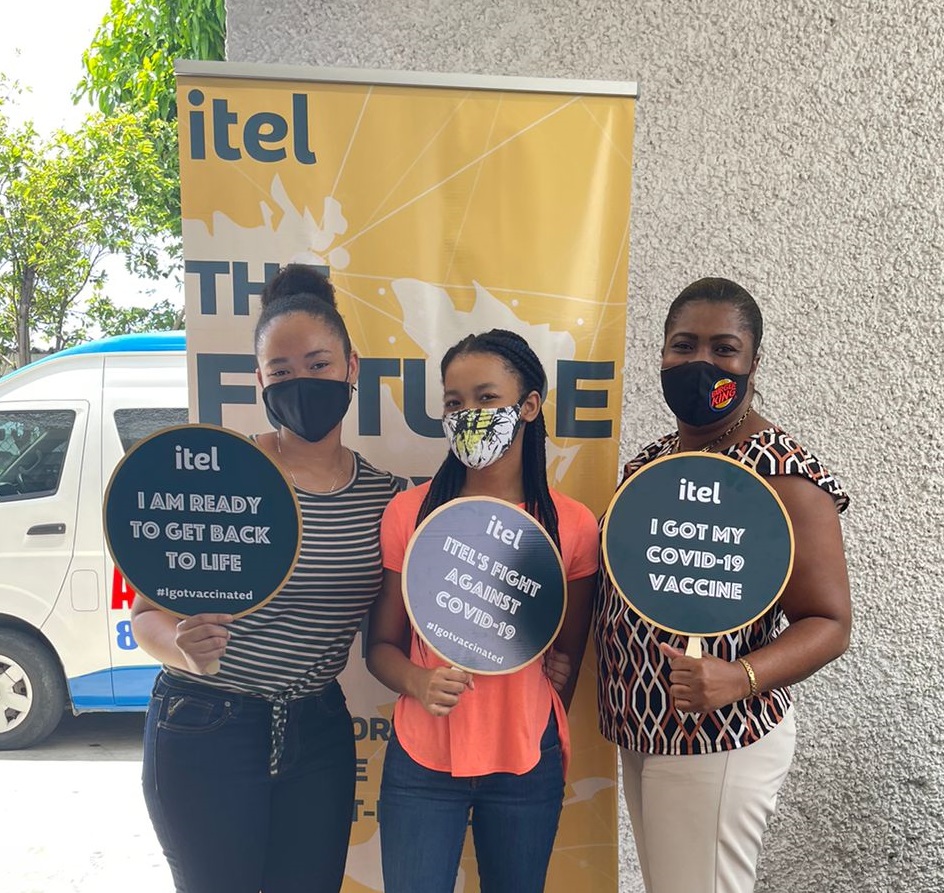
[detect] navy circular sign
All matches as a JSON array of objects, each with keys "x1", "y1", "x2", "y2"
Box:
[
  {"x1": 403, "y1": 497, "x2": 566, "y2": 674},
  {"x1": 602, "y1": 452, "x2": 794, "y2": 636},
  {"x1": 104, "y1": 424, "x2": 301, "y2": 618}
]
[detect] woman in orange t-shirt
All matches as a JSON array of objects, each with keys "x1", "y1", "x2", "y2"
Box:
[{"x1": 367, "y1": 329, "x2": 599, "y2": 893}]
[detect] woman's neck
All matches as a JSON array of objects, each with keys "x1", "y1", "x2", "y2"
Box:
[
  {"x1": 459, "y1": 447, "x2": 526, "y2": 504},
  {"x1": 277, "y1": 426, "x2": 346, "y2": 464},
  {"x1": 676, "y1": 405, "x2": 767, "y2": 453}
]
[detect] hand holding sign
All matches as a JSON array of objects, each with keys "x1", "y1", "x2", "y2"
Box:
[
  {"x1": 104, "y1": 424, "x2": 302, "y2": 675},
  {"x1": 172, "y1": 613, "x2": 235, "y2": 676},
  {"x1": 403, "y1": 497, "x2": 566, "y2": 675},
  {"x1": 603, "y1": 452, "x2": 794, "y2": 705}
]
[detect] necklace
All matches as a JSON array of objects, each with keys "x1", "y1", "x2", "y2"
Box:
[
  {"x1": 276, "y1": 428, "x2": 348, "y2": 493},
  {"x1": 677, "y1": 405, "x2": 753, "y2": 454}
]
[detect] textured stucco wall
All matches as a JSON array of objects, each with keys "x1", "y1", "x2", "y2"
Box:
[{"x1": 225, "y1": 3, "x2": 943, "y2": 890}]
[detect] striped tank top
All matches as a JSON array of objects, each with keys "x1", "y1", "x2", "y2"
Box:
[
  {"x1": 595, "y1": 426, "x2": 849, "y2": 754},
  {"x1": 169, "y1": 451, "x2": 399, "y2": 699}
]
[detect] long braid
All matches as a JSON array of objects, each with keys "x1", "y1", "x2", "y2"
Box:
[{"x1": 418, "y1": 329, "x2": 561, "y2": 552}]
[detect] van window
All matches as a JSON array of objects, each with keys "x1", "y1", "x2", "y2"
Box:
[
  {"x1": 113, "y1": 408, "x2": 188, "y2": 452},
  {"x1": 0, "y1": 410, "x2": 77, "y2": 501}
]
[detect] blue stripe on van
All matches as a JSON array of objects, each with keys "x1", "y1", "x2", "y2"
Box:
[
  {"x1": 69, "y1": 666, "x2": 161, "y2": 711},
  {"x1": 55, "y1": 331, "x2": 185, "y2": 357},
  {"x1": 0, "y1": 332, "x2": 186, "y2": 384}
]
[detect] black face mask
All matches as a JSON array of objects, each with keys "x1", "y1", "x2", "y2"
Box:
[
  {"x1": 660, "y1": 361, "x2": 750, "y2": 428},
  {"x1": 262, "y1": 377, "x2": 353, "y2": 442}
]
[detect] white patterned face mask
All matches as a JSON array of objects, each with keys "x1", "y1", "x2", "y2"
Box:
[{"x1": 442, "y1": 403, "x2": 523, "y2": 469}]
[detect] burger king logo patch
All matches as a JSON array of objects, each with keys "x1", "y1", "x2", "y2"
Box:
[{"x1": 709, "y1": 378, "x2": 738, "y2": 411}]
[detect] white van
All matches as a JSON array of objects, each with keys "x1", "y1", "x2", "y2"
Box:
[{"x1": 0, "y1": 332, "x2": 187, "y2": 749}]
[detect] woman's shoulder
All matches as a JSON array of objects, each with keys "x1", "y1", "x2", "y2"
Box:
[
  {"x1": 726, "y1": 427, "x2": 850, "y2": 512},
  {"x1": 383, "y1": 478, "x2": 432, "y2": 514},
  {"x1": 623, "y1": 432, "x2": 678, "y2": 478},
  {"x1": 352, "y1": 452, "x2": 402, "y2": 494},
  {"x1": 548, "y1": 487, "x2": 598, "y2": 526}
]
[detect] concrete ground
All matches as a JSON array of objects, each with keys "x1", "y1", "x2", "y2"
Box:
[
  {"x1": 3, "y1": 713, "x2": 641, "y2": 893},
  {"x1": 0, "y1": 712, "x2": 172, "y2": 893}
]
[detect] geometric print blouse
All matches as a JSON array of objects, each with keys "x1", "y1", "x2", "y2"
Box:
[{"x1": 595, "y1": 427, "x2": 849, "y2": 754}]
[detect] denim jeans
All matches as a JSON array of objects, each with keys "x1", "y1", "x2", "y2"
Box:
[
  {"x1": 379, "y1": 712, "x2": 564, "y2": 893},
  {"x1": 142, "y1": 671, "x2": 355, "y2": 893}
]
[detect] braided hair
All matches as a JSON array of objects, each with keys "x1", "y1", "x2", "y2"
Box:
[{"x1": 418, "y1": 329, "x2": 561, "y2": 551}]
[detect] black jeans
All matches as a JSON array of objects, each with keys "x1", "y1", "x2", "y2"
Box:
[{"x1": 142, "y1": 672, "x2": 355, "y2": 893}]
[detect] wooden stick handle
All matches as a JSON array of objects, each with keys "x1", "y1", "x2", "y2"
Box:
[
  {"x1": 204, "y1": 659, "x2": 221, "y2": 675},
  {"x1": 685, "y1": 636, "x2": 703, "y2": 659}
]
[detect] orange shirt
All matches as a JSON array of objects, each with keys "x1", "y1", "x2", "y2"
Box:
[{"x1": 380, "y1": 482, "x2": 599, "y2": 777}]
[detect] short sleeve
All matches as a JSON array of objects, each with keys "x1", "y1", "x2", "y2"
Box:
[{"x1": 554, "y1": 493, "x2": 600, "y2": 581}]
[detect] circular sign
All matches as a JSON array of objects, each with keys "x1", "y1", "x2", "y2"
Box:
[
  {"x1": 104, "y1": 424, "x2": 301, "y2": 618},
  {"x1": 403, "y1": 497, "x2": 566, "y2": 674},
  {"x1": 602, "y1": 452, "x2": 794, "y2": 637}
]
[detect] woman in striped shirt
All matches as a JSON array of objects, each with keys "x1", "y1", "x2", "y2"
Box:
[{"x1": 133, "y1": 265, "x2": 398, "y2": 893}]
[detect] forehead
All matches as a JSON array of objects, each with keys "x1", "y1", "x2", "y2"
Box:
[
  {"x1": 257, "y1": 311, "x2": 342, "y2": 356},
  {"x1": 443, "y1": 351, "x2": 518, "y2": 388},
  {"x1": 665, "y1": 300, "x2": 750, "y2": 337}
]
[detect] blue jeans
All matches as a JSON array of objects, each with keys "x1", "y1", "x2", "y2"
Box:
[
  {"x1": 142, "y1": 671, "x2": 355, "y2": 893},
  {"x1": 379, "y1": 712, "x2": 564, "y2": 893}
]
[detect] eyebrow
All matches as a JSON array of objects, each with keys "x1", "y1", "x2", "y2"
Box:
[
  {"x1": 671, "y1": 331, "x2": 744, "y2": 342},
  {"x1": 265, "y1": 349, "x2": 331, "y2": 366},
  {"x1": 443, "y1": 382, "x2": 501, "y2": 396}
]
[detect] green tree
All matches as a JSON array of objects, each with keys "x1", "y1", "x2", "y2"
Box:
[
  {"x1": 85, "y1": 291, "x2": 184, "y2": 337},
  {"x1": 0, "y1": 83, "x2": 177, "y2": 368},
  {"x1": 76, "y1": 0, "x2": 226, "y2": 228}
]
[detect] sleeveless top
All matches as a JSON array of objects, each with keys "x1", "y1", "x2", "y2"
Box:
[
  {"x1": 595, "y1": 426, "x2": 849, "y2": 754},
  {"x1": 169, "y1": 451, "x2": 399, "y2": 699}
]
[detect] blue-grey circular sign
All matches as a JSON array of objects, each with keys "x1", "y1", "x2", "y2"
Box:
[
  {"x1": 403, "y1": 497, "x2": 566, "y2": 674},
  {"x1": 104, "y1": 424, "x2": 301, "y2": 617},
  {"x1": 602, "y1": 452, "x2": 794, "y2": 636}
]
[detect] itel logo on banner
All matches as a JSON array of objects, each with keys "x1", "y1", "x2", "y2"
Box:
[{"x1": 185, "y1": 89, "x2": 317, "y2": 164}]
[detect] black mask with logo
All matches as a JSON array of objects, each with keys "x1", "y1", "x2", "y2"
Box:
[
  {"x1": 660, "y1": 361, "x2": 750, "y2": 428},
  {"x1": 262, "y1": 377, "x2": 353, "y2": 442}
]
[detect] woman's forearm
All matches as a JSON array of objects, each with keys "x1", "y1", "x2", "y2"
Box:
[
  {"x1": 739, "y1": 615, "x2": 850, "y2": 695},
  {"x1": 367, "y1": 641, "x2": 424, "y2": 699},
  {"x1": 132, "y1": 609, "x2": 188, "y2": 670}
]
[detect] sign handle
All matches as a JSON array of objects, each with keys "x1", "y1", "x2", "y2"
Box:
[
  {"x1": 205, "y1": 659, "x2": 221, "y2": 675},
  {"x1": 685, "y1": 636, "x2": 703, "y2": 659}
]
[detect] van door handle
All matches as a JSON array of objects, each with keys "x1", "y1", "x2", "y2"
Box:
[{"x1": 27, "y1": 523, "x2": 66, "y2": 536}]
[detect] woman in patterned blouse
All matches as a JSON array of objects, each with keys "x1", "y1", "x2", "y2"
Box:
[{"x1": 595, "y1": 277, "x2": 851, "y2": 893}]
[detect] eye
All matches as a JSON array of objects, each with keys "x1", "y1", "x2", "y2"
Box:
[
  {"x1": 443, "y1": 398, "x2": 461, "y2": 410},
  {"x1": 479, "y1": 392, "x2": 499, "y2": 403},
  {"x1": 714, "y1": 343, "x2": 738, "y2": 356},
  {"x1": 309, "y1": 361, "x2": 330, "y2": 372},
  {"x1": 669, "y1": 340, "x2": 693, "y2": 352}
]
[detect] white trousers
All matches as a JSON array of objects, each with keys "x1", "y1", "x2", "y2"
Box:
[{"x1": 620, "y1": 709, "x2": 796, "y2": 893}]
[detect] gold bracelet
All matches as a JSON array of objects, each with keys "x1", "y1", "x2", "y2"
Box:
[{"x1": 737, "y1": 657, "x2": 758, "y2": 697}]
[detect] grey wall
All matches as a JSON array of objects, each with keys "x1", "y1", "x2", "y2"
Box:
[{"x1": 226, "y1": 3, "x2": 943, "y2": 890}]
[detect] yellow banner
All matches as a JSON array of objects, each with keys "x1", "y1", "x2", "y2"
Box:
[{"x1": 177, "y1": 62, "x2": 635, "y2": 892}]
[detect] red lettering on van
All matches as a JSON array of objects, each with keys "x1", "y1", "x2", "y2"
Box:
[{"x1": 111, "y1": 568, "x2": 137, "y2": 610}]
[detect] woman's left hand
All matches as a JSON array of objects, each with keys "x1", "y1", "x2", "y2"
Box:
[
  {"x1": 543, "y1": 647, "x2": 571, "y2": 693},
  {"x1": 659, "y1": 642, "x2": 750, "y2": 713}
]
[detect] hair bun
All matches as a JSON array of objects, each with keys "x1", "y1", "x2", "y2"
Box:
[{"x1": 261, "y1": 263, "x2": 337, "y2": 310}]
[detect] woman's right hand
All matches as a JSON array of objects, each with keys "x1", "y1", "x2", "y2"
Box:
[
  {"x1": 174, "y1": 614, "x2": 233, "y2": 675},
  {"x1": 412, "y1": 666, "x2": 474, "y2": 717}
]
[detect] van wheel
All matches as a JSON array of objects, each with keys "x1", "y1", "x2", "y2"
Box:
[{"x1": 0, "y1": 630, "x2": 66, "y2": 750}]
